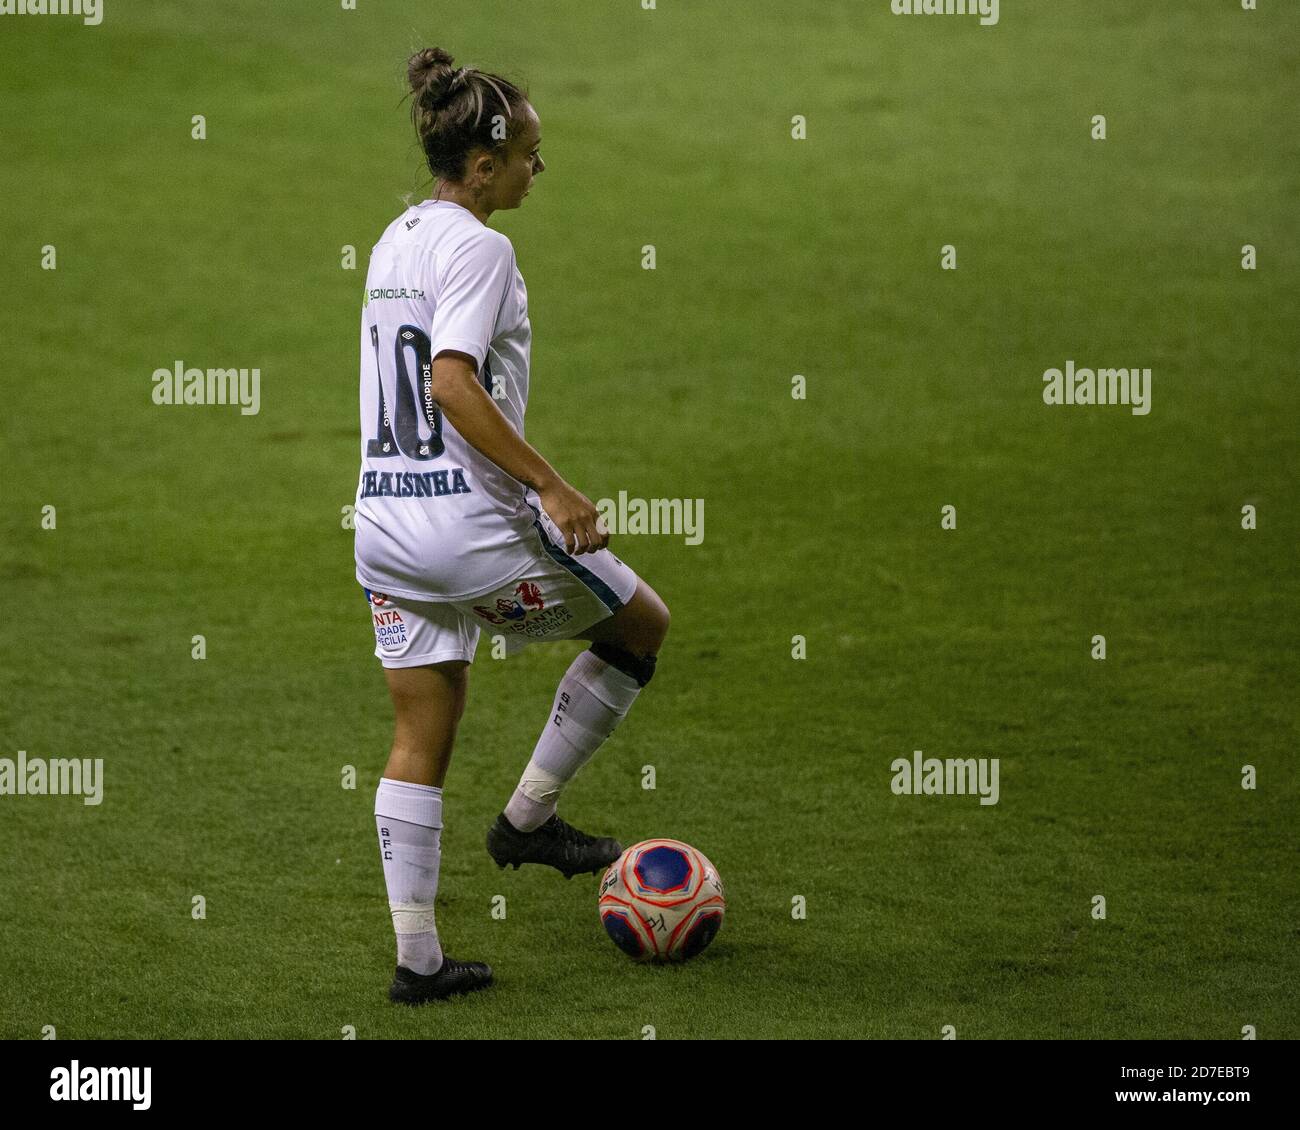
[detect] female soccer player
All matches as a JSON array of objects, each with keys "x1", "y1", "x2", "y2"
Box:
[{"x1": 355, "y1": 47, "x2": 669, "y2": 1005}]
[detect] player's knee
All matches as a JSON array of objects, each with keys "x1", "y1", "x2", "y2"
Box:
[
  {"x1": 590, "y1": 641, "x2": 658, "y2": 688},
  {"x1": 640, "y1": 593, "x2": 670, "y2": 653},
  {"x1": 651, "y1": 605, "x2": 669, "y2": 654},
  {"x1": 631, "y1": 602, "x2": 668, "y2": 658}
]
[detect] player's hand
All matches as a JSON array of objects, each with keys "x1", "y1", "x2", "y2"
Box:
[{"x1": 538, "y1": 479, "x2": 609, "y2": 555}]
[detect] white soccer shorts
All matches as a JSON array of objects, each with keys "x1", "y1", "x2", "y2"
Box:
[{"x1": 363, "y1": 511, "x2": 639, "y2": 668}]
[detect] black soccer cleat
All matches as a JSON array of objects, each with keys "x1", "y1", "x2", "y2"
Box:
[
  {"x1": 486, "y1": 812, "x2": 623, "y2": 879},
  {"x1": 388, "y1": 958, "x2": 493, "y2": 1005}
]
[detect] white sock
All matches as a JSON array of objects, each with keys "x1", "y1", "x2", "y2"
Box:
[
  {"x1": 375, "y1": 777, "x2": 444, "y2": 975},
  {"x1": 504, "y1": 649, "x2": 642, "y2": 832}
]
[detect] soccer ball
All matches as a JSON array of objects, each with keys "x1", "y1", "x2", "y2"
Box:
[{"x1": 598, "y1": 838, "x2": 725, "y2": 961}]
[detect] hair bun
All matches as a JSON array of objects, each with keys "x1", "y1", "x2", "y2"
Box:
[{"x1": 407, "y1": 46, "x2": 458, "y2": 103}]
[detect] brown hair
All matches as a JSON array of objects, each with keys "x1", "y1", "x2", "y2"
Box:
[{"x1": 406, "y1": 47, "x2": 530, "y2": 184}]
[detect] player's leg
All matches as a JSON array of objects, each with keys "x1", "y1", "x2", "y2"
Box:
[
  {"x1": 381, "y1": 661, "x2": 468, "y2": 788},
  {"x1": 503, "y1": 578, "x2": 667, "y2": 826},
  {"x1": 363, "y1": 590, "x2": 491, "y2": 1002},
  {"x1": 486, "y1": 569, "x2": 669, "y2": 876},
  {"x1": 375, "y1": 664, "x2": 463, "y2": 978}
]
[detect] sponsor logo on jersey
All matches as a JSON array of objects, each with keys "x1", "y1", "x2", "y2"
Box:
[{"x1": 366, "y1": 286, "x2": 426, "y2": 302}]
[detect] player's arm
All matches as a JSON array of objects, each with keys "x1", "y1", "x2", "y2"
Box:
[{"x1": 430, "y1": 350, "x2": 607, "y2": 555}]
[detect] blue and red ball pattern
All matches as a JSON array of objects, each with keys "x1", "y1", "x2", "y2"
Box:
[{"x1": 598, "y1": 838, "x2": 725, "y2": 962}]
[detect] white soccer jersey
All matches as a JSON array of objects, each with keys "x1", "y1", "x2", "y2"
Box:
[{"x1": 354, "y1": 198, "x2": 538, "y2": 600}]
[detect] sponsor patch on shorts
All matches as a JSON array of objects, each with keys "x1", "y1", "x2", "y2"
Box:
[
  {"x1": 470, "y1": 582, "x2": 574, "y2": 639},
  {"x1": 369, "y1": 592, "x2": 408, "y2": 650}
]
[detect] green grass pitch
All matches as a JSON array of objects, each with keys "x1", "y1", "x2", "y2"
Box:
[{"x1": 0, "y1": 0, "x2": 1295, "y2": 1039}]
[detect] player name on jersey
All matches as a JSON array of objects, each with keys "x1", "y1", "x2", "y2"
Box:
[{"x1": 359, "y1": 468, "x2": 473, "y2": 499}]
